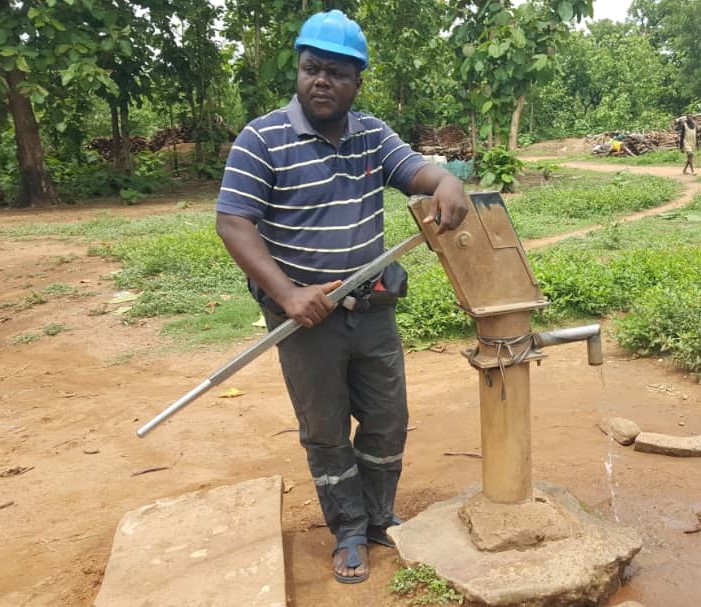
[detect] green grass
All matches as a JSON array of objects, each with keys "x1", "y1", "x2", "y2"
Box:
[
  {"x1": 3, "y1": 171, "x2": 696, "y2": 368},
  {"x1": 529, "y1": 193, "x2": 701, "y2": 372},
  {"x1": 505, "y1": 169, "x2": 681, "y2": 239}
]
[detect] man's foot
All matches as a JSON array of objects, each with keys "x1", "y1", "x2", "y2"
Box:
[{"x1": 332, "y1": 536, "x2": 369, "y2": 584}]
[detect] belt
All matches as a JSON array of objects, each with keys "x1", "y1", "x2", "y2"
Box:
[{"x1": 341, "y1": 281, "x2": 397, "y2": 312}]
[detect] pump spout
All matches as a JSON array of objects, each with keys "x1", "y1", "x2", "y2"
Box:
[{"x1": 532, "y1": 324, "x2": 603, "y2": 366}]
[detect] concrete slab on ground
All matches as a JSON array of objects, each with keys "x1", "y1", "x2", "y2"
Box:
[
  {"x1": 93, "y1": 475, "x2": 285, "y2": 607},
  {"x1": 389, "y1": 481, "x2": 642, "y2": 607}
]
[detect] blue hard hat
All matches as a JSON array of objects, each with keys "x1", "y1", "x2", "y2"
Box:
[{"x1": 294, "y1": 10, "x2": 369, "y2": 70}]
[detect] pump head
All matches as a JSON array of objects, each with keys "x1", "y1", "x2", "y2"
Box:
[{"x1": 294, "y1": 10, "x2": 369, "y2": 70}]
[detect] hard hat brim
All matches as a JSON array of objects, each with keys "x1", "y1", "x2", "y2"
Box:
[{"x1": 295, "y1": 38, "x2": 368, "y2": 70}]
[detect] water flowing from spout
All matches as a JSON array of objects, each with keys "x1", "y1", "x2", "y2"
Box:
[{"x1": 604, "y1": 434, "x2": 619, "y2": 522}]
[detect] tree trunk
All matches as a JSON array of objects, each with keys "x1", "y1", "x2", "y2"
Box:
[
  {"x1": 508, "y1": 95, "x2": 526, "y2": 151},
  {"x1": 119, "y1": 99, "x2": 132, "y2": 172},
  {"x1": 6, "y1": 69, "x2": 59, "y2": 208},
  {"x1": 470, "y1": 112, "x2": 477, "y2": 153},
  {"x1": 110, "y1": 103, "x2": 123, "y2": 170}
]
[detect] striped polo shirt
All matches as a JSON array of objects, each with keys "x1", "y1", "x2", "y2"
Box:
[{"x1": 216, "y1": 95, "x2": 427, "y2": 286}]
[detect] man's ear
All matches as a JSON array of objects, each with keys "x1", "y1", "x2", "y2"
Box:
[{"x1": 355, "y1": 76, "x2": 363, "y2": 95}]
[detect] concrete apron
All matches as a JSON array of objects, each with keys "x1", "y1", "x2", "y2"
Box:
[
  {"x1": 389, "y1": 481, "x2": 642, "y2": 607},
  {"x1": 93, "y1": 476, "x2": 285, "y2": 607}
]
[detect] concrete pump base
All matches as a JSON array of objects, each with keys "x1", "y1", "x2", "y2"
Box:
[{"x1": 388, "y1": 481, "x2": 642, "y2": 607}]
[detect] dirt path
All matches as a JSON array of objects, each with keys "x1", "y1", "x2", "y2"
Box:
[{"x1": 1, "y1": 166, "x2": 700, "y2": 607}]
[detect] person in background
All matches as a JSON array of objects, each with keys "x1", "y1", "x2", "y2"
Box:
[
  {"x1": 680, "y1": 114, "x2": 697, "y2": 174},
  {"x1": 215, "y1": 9, "x2": 468, "y2": 586}
]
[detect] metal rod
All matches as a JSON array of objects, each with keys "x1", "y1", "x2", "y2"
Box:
[
  {"x1": 532, "y1": 324, "x2": 603, "y2": 366},
  {"x1": 137, "y1": 232, "x2": 427, "y2": 438}
]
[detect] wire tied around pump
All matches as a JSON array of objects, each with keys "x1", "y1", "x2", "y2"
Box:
[{"x1": 467, "y1": 333, "x2": 536, "y2": 400}]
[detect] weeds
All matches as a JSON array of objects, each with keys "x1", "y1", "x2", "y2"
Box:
[
  {"x1": 43, "y1": 323, "x2": 67, "y2": 336},
  {"x1": 390, "y1": 564, "x2": 464, "y2": 605}
]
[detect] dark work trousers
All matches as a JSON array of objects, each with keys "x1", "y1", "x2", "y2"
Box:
[{"x1": 262, "y1": 304, "x2": 408, "y2": 543}]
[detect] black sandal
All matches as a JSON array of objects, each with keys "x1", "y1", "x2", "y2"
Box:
[{"x1": 332, "y1": 535, "x2": 369, "y2": 584}]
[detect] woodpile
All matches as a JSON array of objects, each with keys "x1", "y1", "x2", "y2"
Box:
[
  {"x1": 412, "y1": 124, "x2": 473, "y2": 160},
  {"x1": 586, "y1": 113, "x2": 701, "y2": 156},
  {"x1": 86, "y1": 126, "x2": 195, "y2": 161}
]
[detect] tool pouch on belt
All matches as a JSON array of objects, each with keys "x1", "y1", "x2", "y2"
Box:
[
  {"x1": 378, "y1": 261, "x2": 408, "y2": 298},
  {"x1": 348, "y1": 261, "x2": 408, "y2": 312}
]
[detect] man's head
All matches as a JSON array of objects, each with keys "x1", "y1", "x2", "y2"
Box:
[{"x1": 294, "y1": 11, "x2": 367, "y2": 129}]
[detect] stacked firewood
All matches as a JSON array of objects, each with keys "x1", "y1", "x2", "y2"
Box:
[
  {"x1": 412, "y1": 124, "x2": 473, "y2": 160},
  {"x1": 86, "y1": 136, "x2": 150, "y2": 160},
  {"x1": 86, "y1": 126, "x2": 196, "y2": 161},
  {"x1": 147, "y1": 126, "x2": 195, "y2": 152},
  {"x1": 587, "y1": 113, "x2": 701, "y2": 156}
]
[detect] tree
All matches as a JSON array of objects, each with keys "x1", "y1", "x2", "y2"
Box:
[
  {"x1": 150, "y1": 0, "x2": 227, "y2": 174},
  {"x1": 656, "y1": 0, "x2": 701, "y2": 105},
  {"x1": 357, "y1": 0, "x2": 456, "y2": 138},
  {"x1": 449, "y1": 0, "x2": 593, "y2": 150},
  {"x1": 0, "y1": 0, "x2": 121, "y2": 207}
]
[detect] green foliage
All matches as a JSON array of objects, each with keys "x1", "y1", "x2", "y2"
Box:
[
  {"x1": 528, "y1": 199, "x2": 701, "y2": 374},
  {"x1": 390, "y1": 564, "x2": 464, "y2": 605},
  {"x1": 449, "y1": 0, "x2": 593, "y2": 147},
  {"x1": 615, "y1": 284, "x2": 701, "y2": 373},
  {"x1": 46, "y1": 151, "x2": 169, "y2": 201},
  {"x1": 395, "y1": 263, "x2": 473, "y2": 347},
  {"x1": 527, "y1": 22, "x2": 679, "y2": 139},
  {"x1": 477, "y1": 146, "x2": 524, "y2": 192},
  {"x1": 356, "y1": 1, "x2": 459, "y2": 139},
  {"x1": 6, "y1": 169, "x2": 701, "y2": 378}
]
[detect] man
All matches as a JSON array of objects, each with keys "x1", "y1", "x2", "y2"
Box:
[
  {"x1": 216, "y1": 9, "x2": 468, "y2": 584},
  {"x1": 680, "y1": 114, "x2": 697, "y2": 175}
]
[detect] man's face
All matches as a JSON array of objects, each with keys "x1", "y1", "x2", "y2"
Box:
[{"x1": 297, "y1": 49, "x2": 361, "y2": 127}]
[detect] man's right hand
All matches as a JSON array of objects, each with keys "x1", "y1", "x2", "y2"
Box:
[{"x1": 281, "y1": 280, "x2": 343, "y2": 328}]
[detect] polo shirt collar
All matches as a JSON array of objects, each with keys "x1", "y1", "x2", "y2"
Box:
[{"x1": 287, "y1": 95, "x2": 365, "y2": 140}]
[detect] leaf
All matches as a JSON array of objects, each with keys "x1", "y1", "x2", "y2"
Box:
[
  {"x1": 16, "y1": 56, "x2": 30, "y2": 73},
  {"x1": 107, "y1": 291, "x2": 140, "y2": 304},
  {"x1": 219, "y1": 387, "x2": 244, "y2": 398},
  {"x1": 557, "y1": 1, "x2": 574, "y2": 22},
  {"x1": 481, "y1": 172, "x2": 496, "y2": 187},
  {"x1": 276, "y1": 48, "x2": 292, "y2": 70},
  {"x1": 481, "y1": 100, "x2": 493, "y2": 113}
]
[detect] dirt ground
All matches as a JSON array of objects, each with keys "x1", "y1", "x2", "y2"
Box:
[{"x1": 1, "y1": 162, "x2": 701, "y2": 607}]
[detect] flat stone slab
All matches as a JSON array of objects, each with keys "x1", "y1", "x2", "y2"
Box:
[
  {"x1": 634, "y1": 432, "x2": 701, "y2": 456},
  {"x1": 389, "y1": 481, "x2": 641, "y2": 607},
  {"x1": 94, "y1": 476, "x2": 285, "y2": 607}
]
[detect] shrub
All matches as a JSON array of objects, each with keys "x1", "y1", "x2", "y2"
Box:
[{"x1": 476, "y1": 146, "x2": 524, "y2": 193}]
